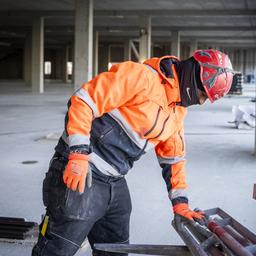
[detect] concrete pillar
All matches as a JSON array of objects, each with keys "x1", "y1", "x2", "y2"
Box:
[
  {"x1": 139, "y1": 16, "x2": 151, "y2": 63},
  {"x1": 124, "y1": 40, "x2": 131, "y2": 61},
  {"x1": 171, "y1": 31, "x2": 180, "y2": 58},
  {"x1": 71, "y1": 41, "x2": 75, "y2": 84},
  {"x1": 31, "y1": 17, "x2": 44, "y2": 93},
  {"x1": 239, "y1": 49, "x2": 244, "y2": 74},
  {"x1": 62, "y1": 46, "x2": 69, "y2": 83},
  {"x1": 230, "y1": 49, "x2": 235, "y2": 70},
  {"x1": 233, "y1": 49, "x2": 239, "y2": 71},
  {"x1": 93, "y1": 30, "x2": 99, "y2": 76},
  {"x1": 23, "y1": 32, "x2": 32, "y2": 87},
  {"x1": 74, "y1": 0, "x2": 93, "y2": 89},
  {"x1": 189, "y1": 39, "x2": 198, "y2": 56}
]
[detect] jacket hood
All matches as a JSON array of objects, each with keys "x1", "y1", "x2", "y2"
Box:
[
  {"x1": 143, "y1": 56, "x2": 180, "y2": 87},
  {"x1": 143, "y1": 56, "x2": 181, "y2": 104}
]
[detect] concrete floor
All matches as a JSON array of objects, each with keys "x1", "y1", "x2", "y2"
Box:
[{"x1": 0, "y1": 81, "x2": 256, "y2": 255}]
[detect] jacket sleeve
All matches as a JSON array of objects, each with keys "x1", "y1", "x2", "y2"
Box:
[
  {"x1": 64, "y1": 62, "x2": 148, "y2": 152},
  {"x1": 155, "y1": 125, "x2": 188, "y2": 206}
]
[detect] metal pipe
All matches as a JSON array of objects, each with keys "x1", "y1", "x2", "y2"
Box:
[
  {"x1": 208, "y1": 221, "x2": 253, "y2": 256},
  {"x1": 0, "y1": 216, "x2": 37, "y2": 240},
  {"x1": 224, "y1": 226, "x2": 251, "y2": 247}
]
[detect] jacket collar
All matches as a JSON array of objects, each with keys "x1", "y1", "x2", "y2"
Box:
[{"x1": 143, "y1": 56, "x2": 181, "y2": 104}]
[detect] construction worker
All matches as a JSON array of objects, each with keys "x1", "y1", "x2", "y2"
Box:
[{"x1": 32, "y1": 49, "x2": 233, "y2": 256}]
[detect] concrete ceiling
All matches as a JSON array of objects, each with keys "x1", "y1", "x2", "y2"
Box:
[{"x1": 0, "y1": 0, "x2": 255, "y2": 48}]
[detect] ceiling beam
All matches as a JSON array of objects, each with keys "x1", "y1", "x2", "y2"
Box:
[
  {"x1": 95, "y1": 9, "x2": 256, "y2": 17},
  {"x1": 96, "y1": 26, "x2": 256, "y2": 32},
  {"x1": 0, "y1": 9, "x2": 256, "y2": 18},
  {"x1": 2, "y1": 25, "x2": 256, "y2": 31}
]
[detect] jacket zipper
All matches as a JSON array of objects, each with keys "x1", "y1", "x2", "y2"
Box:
[
  {"x1": 134, "y1": 106, "x2": 162, "y2": 160},
  {"x1": 137, "y1": 113, "x2": 169, "y2": 158},
  {"x1": 148, "y1": 115, "x2": 170, "y2": 140},
  {"x1": 144, "y1": 106, "x2": 161, "y2": 136},
  {"x1": 179, "y1": 132, "x2": 184, "y2": 151}
]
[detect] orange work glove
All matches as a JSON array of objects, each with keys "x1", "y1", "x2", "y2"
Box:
[
  {"x1": 63, "y1": 153, "x2": 90, "y2": 194},
  {"x1": 173, "y1": 203, "x2": 204, "y2": 221}
]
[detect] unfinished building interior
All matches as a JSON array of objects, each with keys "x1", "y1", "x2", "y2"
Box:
[{"x1": 0, "y1": 0, "x2": 255, "y2": 255}]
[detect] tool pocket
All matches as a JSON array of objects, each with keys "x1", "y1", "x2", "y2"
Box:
[
  {"x1": 43, "y1": 159, "x2": 94, "y2": 221},
  {"x1": 42, "y1": 158, "x2": 67, "y2": 211},
  {"x1": 63, "y1": 186, "x2": 92, "y2": 220}
]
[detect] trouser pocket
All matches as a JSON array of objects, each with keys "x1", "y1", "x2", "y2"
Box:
[
  {"x1": 42, "y1": 157, "x2": 67, "y2": 210},
  {"x1": 43, "y1": 158, "x2": 95, "y2": 220}
]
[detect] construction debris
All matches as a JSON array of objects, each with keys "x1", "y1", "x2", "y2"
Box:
[{"x1": 229, "y1": 105, "x2": 256, "y2": 129}]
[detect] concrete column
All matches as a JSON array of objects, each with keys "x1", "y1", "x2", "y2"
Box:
[
  {"x1": 124, "y1": 40, "x2": 131, "y2": 61},
  {"x1": 31, "y1": 17, "x2": 44, "y2": 93},
  {"x1": 62, "y1": 46, "x2": 69, "y2": 82},
  {"x1": 23, "y1": 32, "x2": 32, "y2": 87},
  {"x1": 246, "y1": 49, "x2": 254, "y2": 75},
  {"x1": 93, "y1": 30, "x2": 99, "y2": 76},
  {"x1": 139, "y1": 16, "x2": 151, "y2": 63},
  {"x1": 71, "y1": 41, "x2": 75, "y2": 84},
  {"x1": 171, "y1": 30, "x2": 180, "y2": 58},
  {"x1": 74, "y1": 0, "x2": 93, "y2": 89},
  {"x1": 233, "y1": 49, "x2": 239, "y2": 71},
  {"x1": 239, "y1": 49, "x2": 244, "y2": 74},
  {"x1": 230, "y1": 49, "x2": 235, "y2": 69},
  {"x1": 189, "y1": 39, "x2": 198, "y2": 56}
]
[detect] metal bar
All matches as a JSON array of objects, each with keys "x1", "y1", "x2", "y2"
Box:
[
  {"x1": 0, "y1": 216, "x2": 38, "y2": 240},
  {"x1": 186, "y1": 223, "x2": 224, "y2": 256},
  {"x1": 94, "y1": 243, "x2": 191, "y2": 256},
  {"x1": 208, "y1": 220, "x2": 253, "y2": 256},
  {"x1": 0, "y1": 225, "x2": 31, "y2": 232},
  {"x1": 0, "y1": 217, "x2": 25, "y2": 222},
  {"x1": 214, "y1": 208, "x2": 256, "y2": 244},
  {"x1": 0, "y1": 221, "x2": 36, "y2": 227},
  {"x1": 172, "y1": 216, "x2": 208, "y2": 256},
  {"x1": 0, "y1": 231, "x2": 25, "y2": 240},
  {"x1": 130, "y1": 40, "x2": 140, "y2": 61},
  {"x1": 224, "y1": 226, "x2": 252, "y2": 247}
]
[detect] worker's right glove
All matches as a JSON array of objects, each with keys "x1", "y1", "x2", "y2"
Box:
[
  {"x1": 173, "y1": 203, "x2": 205, "y2": 221},
  {"x1": 63, "y1": 153, "x2": 91, "y2": 194}
]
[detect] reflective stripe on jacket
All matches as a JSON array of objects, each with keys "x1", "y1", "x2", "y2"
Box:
[{"x1": 58, "y1": 56, "x2": 188, "y2": 205}]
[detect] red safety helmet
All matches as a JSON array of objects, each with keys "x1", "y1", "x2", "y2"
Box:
[{"x1": 193, "y1": 49, "x2": 234, "y2": 102}]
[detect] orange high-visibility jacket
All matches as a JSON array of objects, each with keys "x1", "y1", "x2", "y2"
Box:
[{"x1": 59, "y1": 56, "x2": 188, "y2": 205}]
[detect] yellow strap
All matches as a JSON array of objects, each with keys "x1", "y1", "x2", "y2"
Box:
[{"x1": 41, "y1": 215, "x2": 49, "y2": 236}]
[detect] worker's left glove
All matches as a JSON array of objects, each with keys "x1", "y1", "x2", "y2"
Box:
[
  {"x1": 173, "y1": 203, "x2": 204, "y2": 221},
  {"x1": 63, "y1": 153, "x2": 91, "y2": 194}
]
